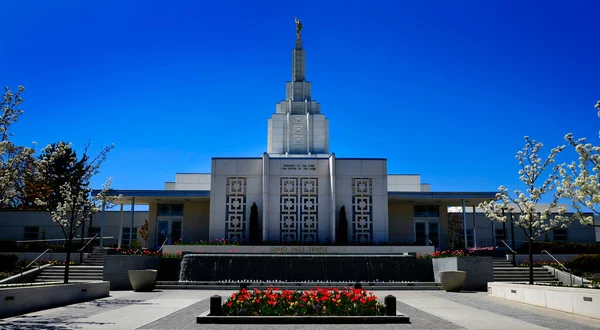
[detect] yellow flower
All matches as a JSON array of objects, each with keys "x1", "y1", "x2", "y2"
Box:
[{"x1": 323, "y1": 306, "x2": 327, "y2": 311}]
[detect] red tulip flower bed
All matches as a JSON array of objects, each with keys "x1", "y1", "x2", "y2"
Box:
[{"x1": 222, "y1": 287, "x2": 385, "y2": 316}]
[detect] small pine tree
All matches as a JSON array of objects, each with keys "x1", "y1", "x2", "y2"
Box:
[
  {"x1": 337, "y1": 205, "x2": 348, "y2": 245},
  {"x1": 249, "y1": 202, "x2": 260, "y2": 244}
]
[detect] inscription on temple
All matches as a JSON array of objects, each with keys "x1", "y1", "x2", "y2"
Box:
[
  {"x1": 269, "y1": 246, "x2": 328, "y2": 253},
  {"x1": 281, "y1": 164, "x2": 317, "y2": 171}
]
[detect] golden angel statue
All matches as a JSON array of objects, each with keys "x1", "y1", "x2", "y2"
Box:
[{"x1": 294, "y1": 17, "x2": 303, "y2": 39}]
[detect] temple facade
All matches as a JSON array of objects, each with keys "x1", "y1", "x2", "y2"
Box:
[{"x1": 92, "y1": 37, "x2": 500, "y2": 249}]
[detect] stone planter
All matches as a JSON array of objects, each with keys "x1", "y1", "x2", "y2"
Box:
[
  {"x1": 128, "y1": 269, "x2": 157, "y2": 292},
  {"x1": 438, "y1": 270, "x2": 466, "y2": 292},
  {"x1": 432, "y1": 257, "x2": 493, "y2": 291},
  {"x1": 103, "y1": 255, "x2": 160, "y2": 290}
]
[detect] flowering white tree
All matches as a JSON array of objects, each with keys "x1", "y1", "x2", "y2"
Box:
[
  {"x1": 559, "y1": 101, "x2": 600, "y2": 227},
  {"x1": 478, "y1": 136, "x2": 571, "y2": 284},
  {"x1": 0, "y1": 86, "x2": 36, "y2": 207},
  {"x1": 35, "y1": 142, "x2": 121, "y2": 283}
]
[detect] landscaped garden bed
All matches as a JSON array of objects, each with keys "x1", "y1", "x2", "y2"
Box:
[{"x1": 197, "y1": 287, "x2": 410, "y2": 324}]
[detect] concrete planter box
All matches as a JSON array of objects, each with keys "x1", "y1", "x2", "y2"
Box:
[
  {"x1": 432, "y1": 257, "x2": 493, "y2": 291},
  {"x1": 438, "y1": 270, "x2": 467, "y2": 292},
  {"x1": 128, "y1": 270, "x2": 157, "y2": 292},
  {"x1": 0, "y1": 281, "x2": 109, "y2": 318},
  {"x1": 103, "y1": 255, "x2": 159, "y2": 290},
  {"x1": 488, "y1": 282, "x2": 600, "y2": 319}
]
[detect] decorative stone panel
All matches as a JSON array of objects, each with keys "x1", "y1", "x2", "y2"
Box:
[
  {"x1": 280, "y1": 177, "x2": 319, "y2": 243},
  {"x1": 352, "y1": 178, "x2": 373, "y2": 244},
  {"x1": 226, "y1": 177, "x2": 246, "y2": 242}
]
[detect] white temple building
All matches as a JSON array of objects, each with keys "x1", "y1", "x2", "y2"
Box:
[{"x1": 86, "y1": 36, "x2": 505, "y2": 249}]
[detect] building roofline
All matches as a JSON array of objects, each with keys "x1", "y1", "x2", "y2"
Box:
[
  {"x1": 388, "y1": 192, "x2": 497, "y2": 199},
  {"x1": 91, "y1": 189, "x2": 211, "y2": 197},
  {"x1": 336, "y1": 157, "x2": 387, "y2": 161},
  {"x1": 211, "y1": 157, "x2": 262, "y2": 160}
]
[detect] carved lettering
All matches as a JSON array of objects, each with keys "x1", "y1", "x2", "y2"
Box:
[
  {"x1": 281, "y1": 164, "x2": 317, "y2": 171},
  {"x1": 268, "y1": 246, "x2": 327, "y2": 253}
]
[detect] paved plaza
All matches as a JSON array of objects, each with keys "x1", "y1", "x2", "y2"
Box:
[{"x1": 0, "y1": 289, "x2": 598, "y2": 330}]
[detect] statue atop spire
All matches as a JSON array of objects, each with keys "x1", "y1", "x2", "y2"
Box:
[{"x1": 294, "y1": 17, "x2": 303, "y2": 39}]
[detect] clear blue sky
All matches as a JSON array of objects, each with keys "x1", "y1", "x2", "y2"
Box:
[{"x1": 1, "y1": 0, "x2": 599, "y2": 205}]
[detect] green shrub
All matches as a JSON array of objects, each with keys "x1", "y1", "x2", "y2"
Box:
[
  {"x1": 0, "y1": 240, "x2": 18, "y2": 251},
  {"x1": 0, "y1": 254, "x2": 19, "y2": 272},
  {"x1": 566, "y1": 254, "x2": 600, "y2": 274},
  {"x1": 0, "y1": 242, "x2": 86, "y2": 253},
  {"x1": 516, "y1": 242, "x2": 600, "y2": 254}
]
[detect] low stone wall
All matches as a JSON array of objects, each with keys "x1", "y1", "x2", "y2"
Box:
[
  {"x1": 103, "y1": 256, "x2": 159, "y2": 290},
  {"x1": 432, "y1": 257, "x2": 493, "y2": 291},
  {"x1": 488, "y1": 282, "x2": 600, "y2": 319},
  {"x1": 163, "y1": 245, "x2": 435, "y2": 255},
  {"x1": 543, "y1": 266, "x2": 591, "y2": 286},
  {"x1": 0, "y1": 264, "x2": 52, "y2": 285},
  {"x1": 0, "y1": 281, "x2": 109, "y2": 318}
]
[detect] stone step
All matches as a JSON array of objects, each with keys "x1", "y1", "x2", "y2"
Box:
[
  {"x1": 37, "y1": 273, "x2": 103, "y2": 278},
  {"x1": 156, "y1": 284, "x2": 444, "y2": 290},
  {"x1": 41, "y1": 271, "x2": 103, "y2": 276},
  {"x1": 494, "y1": 277, "x2": 556, "y2": 281},
  {"x1": 155, "y1": 281, "x2": 444, "y2": 290},
  {"x1": 51, "y1": 266, "x2": 103, "y2": 269},
  {"x1": 36, "y1": 276, "x2": 103, "y2": 282},
  {"x1": 494, "y1": 270, "x2": 553, "y2": 273},
  {"x1": 40, "y1": 270, "x2": 103, "y2": 276}
]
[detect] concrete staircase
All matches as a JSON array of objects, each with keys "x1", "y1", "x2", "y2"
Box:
[
  {"x1": 34, "y1": 247, "x2": 106, "y2": 283},
  {"x1": 493, "y1": 258, "x2": 557, "y2": 282},
  {"x1": 34, "y1": 265, "x2": 103, "y2": 282},
  {"x1": 81, "y1": 247, "x2": 107, "y2": 266}
]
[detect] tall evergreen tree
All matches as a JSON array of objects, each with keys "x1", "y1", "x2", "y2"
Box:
[
  {"x1": 249, "y1": 202, "x2": 260, "y2": 244},
  {"x1": 337, "y1": 205, "x2": 348, "y2": 245}
]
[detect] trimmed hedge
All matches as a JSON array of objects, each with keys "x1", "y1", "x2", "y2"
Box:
[
  {"x1": 0, "y1": 240, "x2": 86, "y2": 252},
  {"x1": 516, "y1": 242, "x2": 600, "y2": 254},
  {"x1": 0, "y1": 254, "x2": 18, "y2": 272},
  {"x1": 566, "y1": 254, "x2": 600, "y2": 275}
]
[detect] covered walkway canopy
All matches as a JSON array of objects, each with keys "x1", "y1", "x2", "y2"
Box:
[{"x1": 90, "y1": 189, "x2": 210, "y2": 247}]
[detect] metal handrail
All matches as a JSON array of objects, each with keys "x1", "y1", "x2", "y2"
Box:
[
  {"x1": 501, "y1": 240, "x2": 518, "y2": 266},
  {"x1": 78, "y1": 234, "x2": 99, "y2": 252},
  {"x1": 25, "y1": 249, "x2": 53, "y2": 269},
  {"x1": 541, "y1": 249, "x2": 573, "y2": 286},
  {"x1": 157, "y1": 238, "x2": 169, "y2": 252}
]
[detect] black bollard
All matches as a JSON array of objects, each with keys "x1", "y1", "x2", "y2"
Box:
[
  {"x1": 384, "y1": 295, "x2": 396, "y2": 316},
  {"x1": 354, "y1": 282, "x2": 362, "y2": 289},
  {"x1": 240, "y1": 283, "x2": 248, "y2": 290},
  {"x1": 210, "y1": 295, "x2": 223, "y2": 316}
]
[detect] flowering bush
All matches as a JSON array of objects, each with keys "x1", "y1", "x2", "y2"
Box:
[
  {"x1": 518, "y1": 260, "x2": 565, "y2": 268},
  {"x1": 418, "y1": 250, "x2": 471, "y2": 259},
  {"x1": 36, "y1": 258, "x2": 75, "y2": 266},
  {"x1": 115, "y1": 248, "x2": 182, "y2": 258},
  {"x1": 174, "y1": 238, "x2": 239, "y2": 246},
  {"x1": 222, "y1": 287, "x2": 384, "y2": 316},
  {"x1": 161, "y1": 251, "x2": 182, "y2": 258},
  {"x1": 116, "y1": 248, "x2": 161, "y2": 256}
]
